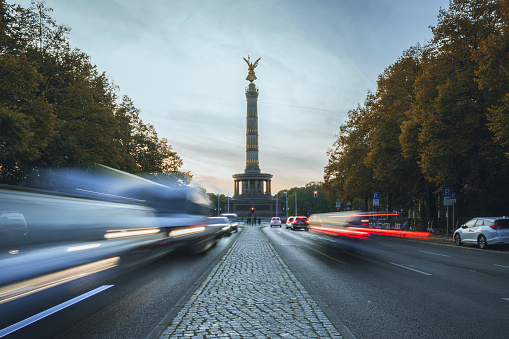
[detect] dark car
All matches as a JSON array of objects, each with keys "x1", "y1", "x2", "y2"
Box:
[{"x1": 291, "y1": 216, "x2": 309, "y2": 231}]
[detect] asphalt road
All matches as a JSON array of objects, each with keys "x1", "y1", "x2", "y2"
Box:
[
  {"x1": 2, "y1": 225, "x2": 509, "y2": 339},
  {"x1": 262, "y1": 226, "x2": 509, "y2": 339},
  {"x1": 0, "y1": 231, "x2": 240, "y2": 339}
]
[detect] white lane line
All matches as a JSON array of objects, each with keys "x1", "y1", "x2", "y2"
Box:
[
  {"x1": 503, "y1": 298, "x2": 509, "y2": 302},
  {"x1": 388, "y1": 262, "x2": 432, "y2": 276},
  {"x1": 418, "y1": 250, "x2": 450, "y2": 257},
  {"x1": 381, "y1": 243, "x2": 397, "y2": 247},
  {"x1": 494, "y1": 264, "x2": 509, "y2": 269},
  {"x1": 0, "y1": 285, "x2": 113, "y2": 338}
]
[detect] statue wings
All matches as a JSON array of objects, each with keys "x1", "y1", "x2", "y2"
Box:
[
  {"x1": 243, "y1": 56, "x2": 261, "y2": 69},
  {"x1": 253, "y1": 57, "x2": 261, "y2": 68}
]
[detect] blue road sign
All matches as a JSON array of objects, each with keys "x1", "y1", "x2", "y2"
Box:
[
  {"x1": 443, "y1": 187, "x2": 452, "y2": 197},
  {"x1": 373, "y1": 192, "x2": 380, "y2": 200}
]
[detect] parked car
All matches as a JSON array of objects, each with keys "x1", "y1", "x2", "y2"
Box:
[
  {"x1": 285, "y1": 217, "x2": 295, "y2": 229},
  {"x1": 291, "y1": 216, "x2": 309, "y2": 231},
  {"x1": 220, "y1": 213, "x2": 239, "y2": 232},
  {"x1": 270, "y1": 217, "x2": 282, "y2": 227},
  {"x1": 453, "y1": 217, "x2": 509, "y2": 249}
]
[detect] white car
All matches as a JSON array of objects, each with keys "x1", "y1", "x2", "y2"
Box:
[
  {"x1": 454, "y1": 217, "x2": 509, "y2": 249},
  {"x1": 285, "y1": 217, "x2": 295, "y2": 229},
  {"x1": 270, "y1": 217, "x2": 282, "y2": 227}
]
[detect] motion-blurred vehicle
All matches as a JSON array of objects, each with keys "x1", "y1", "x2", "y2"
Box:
[
  {"x1": 0, "y1": 211, "x2": 28, "y2": 246},
  {"x1": 220, "y1": 213, "x2": 239, "y2": 232},
  {"x1": 285, "y1": 217, "x2": 295, "y2": 229},
  {"x1": 308, "y1": 211, "x2": 370, "y2": 239},
  {"x1": 291, "y1": 216, "x2": 309, "y2": 231},
  {"x1": 0, "y1": 165, "x2": 213, "y2": 306},
  {"x1": 205, "y1": 217, "x2": 232, "y2": 237},
  {"x1": 453, "y1": 217, "x2": 509, "y2": 249},
  {"x1": 270, "y1": 217, "x2": 282, "y2": 227}
]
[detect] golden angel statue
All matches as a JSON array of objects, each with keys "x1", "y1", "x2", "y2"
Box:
[{"x1": 243, "y1": 55, "x2": 261, "y2": 82}]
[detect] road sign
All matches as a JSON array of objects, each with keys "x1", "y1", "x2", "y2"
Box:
[
  {"x1": 443, "y1": 187, "x2": 452, "y2": 197},
  {"x1": 373, "y1": 199, "x2": 379, "y2": 207},
  {"x1": 443, "y1": 187, "x2": 454, "y2": 206},
  {"x1": 373, "y1": 192, "x2": 380, "y2": 200}
]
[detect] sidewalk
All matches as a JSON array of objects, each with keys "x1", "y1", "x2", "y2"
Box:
[{"x1": 156, "y1": 225, "x2": 345, "y2": 338}]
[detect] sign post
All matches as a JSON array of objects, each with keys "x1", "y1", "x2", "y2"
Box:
[
  {"x1": 373, "y1": 192, "x2": 380, "y2": 211},
  {"x1": 443, "y1": 187, "x2": 453, "y2": 234},
  {"x1": 451, "y1": 192, "x2": 456, "y2": 231}
]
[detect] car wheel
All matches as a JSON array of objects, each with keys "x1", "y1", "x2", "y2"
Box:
[
  {"x1": 454, "y1": 233, "x2": 462, "y2": 246},
  {"x1": 478, "y1": 235, "x2": 488, "y2": 249}
]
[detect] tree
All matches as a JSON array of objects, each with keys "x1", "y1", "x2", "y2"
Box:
[
  {"x1": 0, "y1": 0, "x2": 188, "y2": 184},
  {"x1": 405, "y1": 0, "x2": 506, "y2": 216},
  {"x1": 324, "y1": 96, "x2": 377, "y2": 211},
  {"x1": 0, "y1": 53, "x2": 55, "y2": 183},
  {"x1": 475, "y1": 0, "x2": 509, "y2": 159},
  {"x1": 364, "y1": 46, "x2": 424, "y2": 211}
]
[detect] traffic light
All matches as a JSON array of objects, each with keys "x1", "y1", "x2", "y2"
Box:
[
  {"x1": 250, "y1": 206, "x2": 255, "y2": 212},
  {"x1": 313, "y1": 190, "x2": 318, "y2": 198}
]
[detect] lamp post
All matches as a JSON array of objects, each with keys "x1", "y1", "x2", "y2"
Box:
[
  {"x1": 276, "y1": 194, "x2": 278, "y2": 217},
  {"x1": 285, "y1": 191, "x2": 288, "y2": 219},
  {"x1": 295, "y1": 191, "x2": 297, "y2": 216}
]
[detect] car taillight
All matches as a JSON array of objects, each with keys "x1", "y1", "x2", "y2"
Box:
[{"x1": 490, "y1": 224, "x2": 502, "y2": 230}]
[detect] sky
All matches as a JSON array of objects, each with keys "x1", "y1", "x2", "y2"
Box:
[{"x1": 14, "y1": 0, "x2": 450, "y2": 195}]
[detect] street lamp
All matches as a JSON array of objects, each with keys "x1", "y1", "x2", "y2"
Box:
[{"x1": 285, "y1": 191, "x2": 288, "y2": 219}]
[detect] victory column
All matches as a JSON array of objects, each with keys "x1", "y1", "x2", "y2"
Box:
[{"x1": 225, "y1": 56, "x2": 283, "y2": 220}]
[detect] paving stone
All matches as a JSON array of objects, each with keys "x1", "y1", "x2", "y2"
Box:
[{"x1": 158, "y1": 225, "x2": 343, "y2": 338}]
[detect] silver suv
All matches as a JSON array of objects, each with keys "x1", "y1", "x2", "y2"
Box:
[{"x1": 454, "y1": 217, "x2": 509, "y2": 249}]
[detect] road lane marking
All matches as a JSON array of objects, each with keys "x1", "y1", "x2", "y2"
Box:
[
  {"x1": 503, "y1": 298, "x2": 509, "y2": 302},
  {"x1": 494, "y1": 264, "x2": 509, "y2": 269},
  {"x1": 388, "y1": 262, "x2": 432, "y2": 276},
  {"x1": 0, "y1": 285, "x2": 113, "y2": 338},
  {"x1": 307, "y1": 246, "x2": 344, "y2": 263},
  {"x1": 418, "y1": 250, "x2": 449, "y2": 257},
  {"x1": 380, "y1": 243, "x2": 397, "y2": 247}
]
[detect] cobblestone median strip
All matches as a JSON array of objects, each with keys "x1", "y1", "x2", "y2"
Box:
[{"x1": 158, "y1": 226, "x2": 343, "y2": 338}]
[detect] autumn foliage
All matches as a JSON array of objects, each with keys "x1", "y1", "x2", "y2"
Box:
[
  {"x1": 0, "y1": 0, "x2": 187, "y2": 184},
  {"x1": 324, "y1": 0, "x2": 509, "y2": 220}
]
